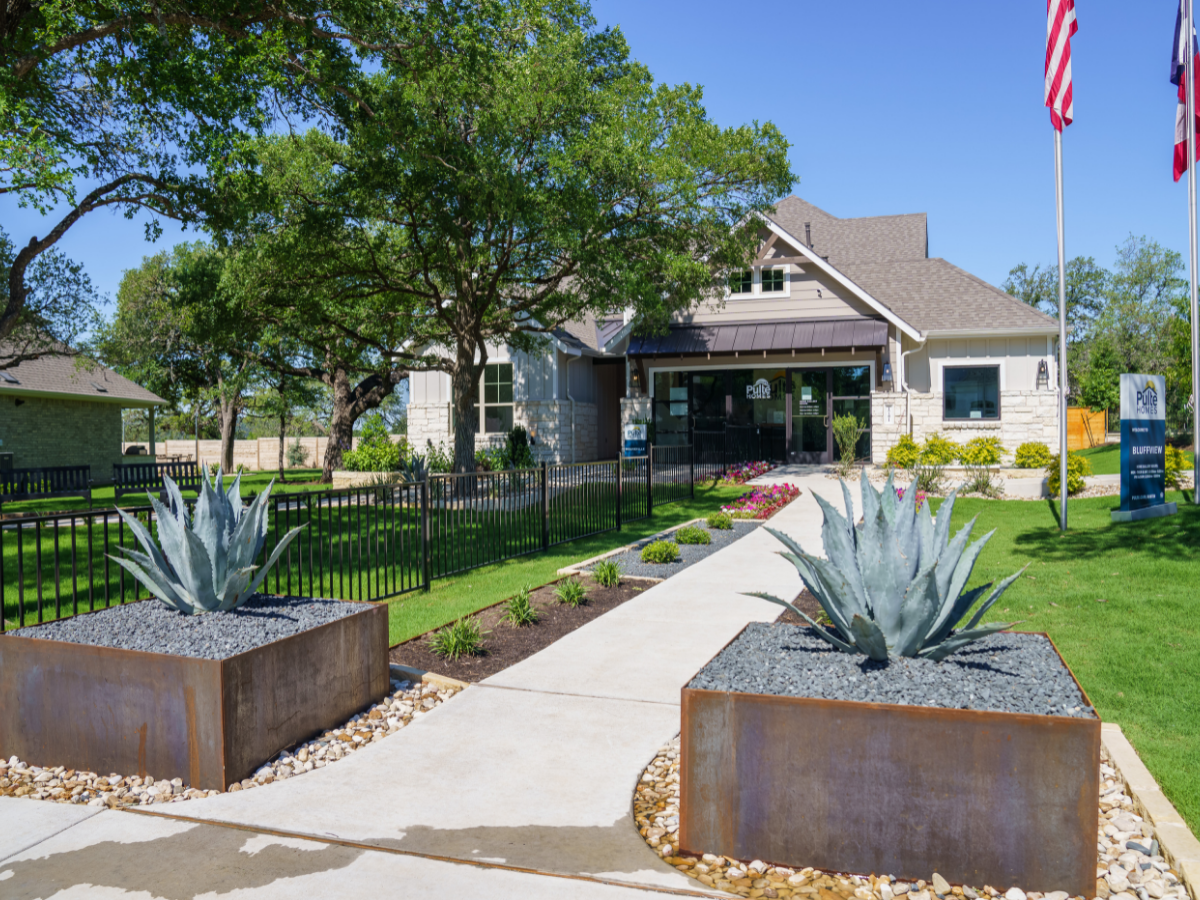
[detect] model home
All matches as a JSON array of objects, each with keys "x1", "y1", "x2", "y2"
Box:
[{"x1": 406, "y1": 196, "x2": 1060, "y2": 465}]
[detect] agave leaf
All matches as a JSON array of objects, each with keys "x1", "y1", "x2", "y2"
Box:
[
  {"x1": 848, "y1": 614, "x2": 889, "y2": 661},
  {"x1": 856, "y1": 503, "x2": 916, "y2": 646},
  {"x1": 933, "y1": 516, "x2": 979, "y2": 605},
  {"x1": 918, "y1": 620, "x2": 1020, "y2": 662},
  {"x1": 175, "y1": 525, "x2": 219, "y2": 612},
  {"x1": 879, "y1": 469, "x2": 898, "y2": 525},
  {"x1": 107, "y1": 555, "x2": 197, "y2": 614},
  {"x1": 226, "y1": 492, "x2": 267, "y2": 574},
  {"x1": 963, "y1": 565, "x2": 1029, "y2": 631},
  {"x1": 215, "y1": 565, "x2": 257, "y2": 612},
  {"x1": 923, "y1": 583, "x2": 990, "y2": 647},
  {"x1": 811, "y1": 492, "x2": 870, "y2": 618},
  {"x1": 162, "y1": 474, "x2": 189, "y2": 530},
  {"x1": 763, "y1": 526, "x2": 810, "y2": 561},
  {"x1": 245, "y1": 523, "x2": 308, "y2": 598},
  {"x1": 742, "y1": 592, "x2": 857, "y2": 654},
  {"x1": 932, "y1": 487, "x2": 958, "y2": 552},
  {"x1": 892, "y1": 562, "x2": 942, "y2": 656},
  {"x1": 943, "y1": 527, "x2": 995, "y2": 614},
  {"x1": 113, "y1": 506, "x2": 176, "y2": 584},
  {"x1": 839, "y1": 479, "x2": 857, "y2": 537},
  {"x1": 784, "y1": 550, "x2": 864, "y2": 643}
]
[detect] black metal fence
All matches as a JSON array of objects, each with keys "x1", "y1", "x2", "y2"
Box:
[{"x1": 2, "y1": 443, "x2": 760, "y2": 631}]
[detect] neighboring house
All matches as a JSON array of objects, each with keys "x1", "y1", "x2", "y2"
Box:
[
  {"x1": 406, "y1": 196, "x2": 1060, "y2": 465},
  {"x1": 0, "y1": 348, "x2": 167, "y2": 483}
]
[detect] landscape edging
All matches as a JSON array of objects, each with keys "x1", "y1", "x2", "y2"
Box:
[
  {"x1": 1102, "y1": 722, "x2": 1200, "y2": 898},
  {"x1": 555, "y1": 517, "x2": 707, "y2": 576},
  {"x1": 389, "y1": 663, "x2": 470, "y2": 692}
]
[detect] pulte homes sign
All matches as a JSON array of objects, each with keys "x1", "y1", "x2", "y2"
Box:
[{"x1": 1113, "y1": 373, "x2": 1177, "y2": 523}]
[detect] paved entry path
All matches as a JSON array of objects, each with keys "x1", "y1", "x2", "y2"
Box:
[{"x1": 0, "y1": 470, "x2": 854, "y2": 900}]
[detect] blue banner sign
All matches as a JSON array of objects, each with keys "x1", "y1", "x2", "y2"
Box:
[
  {"x1": 623, "y1": 423, "x2": 647, "y2": 458},
  {"x1": 1115, "y1": 373, "x2": 1175, "y2": 522}
]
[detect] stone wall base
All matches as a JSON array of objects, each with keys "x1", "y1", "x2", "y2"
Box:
[{"x1": 406, "y1": 400, "x2": 598, "y2": 464}]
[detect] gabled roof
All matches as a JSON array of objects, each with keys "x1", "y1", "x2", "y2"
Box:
[
  {"x1": 766, "y1": 196, "x2": 928, "y2": 268},
  {"x1": 0, "y1": 347, "x2": 166, "y2": 407}
]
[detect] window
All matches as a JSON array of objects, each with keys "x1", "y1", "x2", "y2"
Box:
[
  {"x1": 473, "y1": 363, "x2": 514, "y2": 433},
  {"x1": 761, "y1": 268, "x2": 785, "y2": 293},
  {"x1": 943, "y1": 366, "x2": 1000, "y2": 420},
  {"x1": 728, "y1": 270, "x2": 752, "y2": 295}
]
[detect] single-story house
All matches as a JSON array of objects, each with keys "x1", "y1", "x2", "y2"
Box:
[
  {"x1": 0, "y1": 348, "x2": 167, "y2": 483},
  {"x1": 407, "y1": 196, "x2": 1060, "y2": 465}
]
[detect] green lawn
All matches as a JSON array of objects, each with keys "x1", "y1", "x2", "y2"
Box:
[
  {"x1": 934, "y1": 491, "x2": 1200, "y2": 834},
  {"x1": 0, "y1": 469, "x2": 333, "y2": 516},
  {"x1": 1074, "y1": 443, "x2": 1122, "y2": 474},
  {"x1": 383, "y1": 481, "x2": 747, "y2": 646}
]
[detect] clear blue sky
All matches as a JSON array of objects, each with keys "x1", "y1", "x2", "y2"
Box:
[{"x1": 2, "y1": 0, "x2": 1191, "y2": 306}]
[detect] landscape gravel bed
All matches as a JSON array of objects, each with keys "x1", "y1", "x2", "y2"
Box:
[
  {"x1": 588, "y1": 519, "x2": 761, "y2": 580},
  {"x1": 6, "y1": 594, "x2": 363, "y2": 660},
  {"x1": 635, "y1": 736, "x2": 1188, "y2": 900},
  {"x1": 687, "y1": 623, "x2": 1096, "y2": 718}
]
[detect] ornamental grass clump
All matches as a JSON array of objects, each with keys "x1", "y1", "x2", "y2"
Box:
[
  {"x1": 747, "y1": 471, "x2": 1026, "y2": 662},
  {"x1": 640, "y1": 540, "x2": 680, "y2": 564},
  {"x1": 501, "y1": 586, "x2": 539, "y2": 627},
  {"x1": 675, "y1": 525, "x2": 711, "y2": 545},
  {"x1": 592, "y1": 559, "x2": 622, "y2": 588},
  {"x1": 110, "y1": 469, "x2": 306, "y2": 615},
  {"x1": 553, "y1": 576, "x2": 588, "y2": 607},
  {"x1": 427, "y1": 616, "x2": 487, "y2": 658}
]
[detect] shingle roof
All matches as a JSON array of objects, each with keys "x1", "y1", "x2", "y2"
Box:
[
  {"x1": 766, "y1": 196, "x2": 928, "y2": 268},
  {"x1": 554, "y1": 313, "x2": 626, "y2": 354},
  {"x1": 0, "y1": 347, "x2": 166, "y2": 406},
  {"x1": 837, "y1": 258, "x2": 1058, "y2": 333}
]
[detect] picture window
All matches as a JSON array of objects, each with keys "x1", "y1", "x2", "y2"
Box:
[
  {"x1": 943, "y1": 365, "x2": 1000, "y2": 420},
  {"x1": 473, "y1": 363, "x2": 514, "y2": 433}
]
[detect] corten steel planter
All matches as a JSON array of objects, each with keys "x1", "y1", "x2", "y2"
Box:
[
  {"x1": 679, "y1": 629, "x2": 1100, "y2": 896},
  {"x1": 0, "y1": 601, "x2": 388, "y2": 791}
]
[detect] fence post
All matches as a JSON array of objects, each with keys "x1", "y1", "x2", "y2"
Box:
[
  {"x1": 723, "y1": 429, "x2": 728, "y2": 478},
  {"x1": 421, "y1": 480, "x2": 431, "y2": 591},
  {"x1": 647, "y1": 444, "x2": 654, "y2": 518},
  {"x1": 540, "y1": 461, "x2": 549, "y2": 551},
  {"x1": 616, "y1": 455, "x2": 623, "y2": 530},
  {"x1": 690, "y1": 443, "x2": 695, "y2": 499}
]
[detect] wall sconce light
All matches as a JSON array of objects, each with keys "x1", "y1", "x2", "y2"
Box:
[
  {"x1": 881, "y1": 362, "x2": 893, "y2": 383},
  {"x1": 528, "y1": 423, "x2": 538, "y2": 445},
  {"x1": 1037, "y1": 359, "x2": 1050, "y2": 390},
  {"x1": 631, "y1": 366, "x2": 642, "y2": 393}
]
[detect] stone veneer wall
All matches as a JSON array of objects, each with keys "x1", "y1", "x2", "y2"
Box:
[
  {"x1": 0, "y1": 396, "x2": 124, "y2": 484},
  {"x1": 406, "y1": 400, "x2": 598, "y2": 464},
  {"x1": 871, "y1": 390, "x2": 1060, "y2": 465}
]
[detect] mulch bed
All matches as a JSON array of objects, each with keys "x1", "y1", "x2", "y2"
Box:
[
  {"x1": 388, "y1": 575, "x2": 657, "y2": 682},
  {"x1": 774, "y1": 589, "x2": 824, "y2": 623}
]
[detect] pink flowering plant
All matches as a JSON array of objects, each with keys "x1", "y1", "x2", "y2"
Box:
[
  {"x1": 895, "y1": 486, "x2": 927, "y2": 512},
  {"x1": 721, "y1": 461, "x2": 776, "y2": 485},
  {"x1": 721, "y1": 483, "x2": 801, "y2": 519}
]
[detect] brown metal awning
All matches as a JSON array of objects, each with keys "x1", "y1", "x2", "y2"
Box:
[{"x1": 627, "y1": 317, "x2": 889, "y2": 356}]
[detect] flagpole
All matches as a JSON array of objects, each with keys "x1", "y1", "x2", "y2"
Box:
[
  {"x1": 1055, "y1": 127, "x2": 1069, "y2": 532},
  {"x1": 1188, "y1": 0, "x2": 1200, "y2": 503}
]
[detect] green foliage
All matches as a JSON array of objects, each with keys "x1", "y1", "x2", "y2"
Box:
[
  {"x1": 748, "y1": 472, "x2": 1024, "y2": 661},
  {"x1": 501, "y1": 586, "x2": 539, "y2": 627},
  {"x1": 110, "y1": 468, "x2": 306, "y2": 615},
  {"x1": 506, "y1": 426, "x2": 536, "y2": 470},
  {"x1": 831, "y1": 413, "x2": 864, "y2": 477},
  {"x1": 886, "y1": 434, "x2": 920, "y2": 470},
  {"x1": 553, "y1": 577, "x2": 588, "y2": 608},
  {"x1": 591, "y1": 560, "x2": 622, "y2": 588},
  {"x1": 920, "y1": 433, "x2": 961, "y2": 465},
  {"x1": 427, "y1": 617, "x2": 487, "y2": 659},
  {"x1": 1166, "y1": 445, "x2": 1190, "y2": 489},
  {"x1": 342, "y1": 414, "x2": 402, "y2": 472},
  {"x1": 960, "y1": 465, "x2": 1005, "y2": 499},
  {"x1": 675, "y1": 525, "x2": 711, "y2": 545},
  {"x1": 286, "y1": 438, "x2": 308, "y2": 469},
  {"x1": 1047, "y1": 451, "x2": 1093, "y2": 497},
  {"x1": 425, "y1": 441, "x2": 453, "y2": 474},
  {"x1": 706, "y1": 512, "x2": 733, "y2": 530},
  {"x1": 959, "y1": 436, "x2": 1005, "y2": 467},
  {"x1": 474, "y1": 446, "x2": 508, "y2": 472},
  {"x1": 640, "y1": 540, "x2": 680, "y2": 564},
  {"x1": 1014, "y1": 441, "x2": 1053, "y2": 469}
]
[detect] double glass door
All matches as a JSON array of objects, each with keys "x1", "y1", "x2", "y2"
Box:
[{"x1": 789, "y1": 366, "x2": 872, "y2": 464}]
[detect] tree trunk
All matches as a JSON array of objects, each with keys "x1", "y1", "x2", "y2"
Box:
[
  {"x1": 323, "y1": 368, "x2": 356, "y2": 482},
  {"x1": 218, "y1": 393, "x2": 239, "y2": 475},
  {"x1": 451, "y1": 341, "x2": 484, "y2": 474},
  {"x1": 277, "y1": 411, "x2": 288, "y2": 482}
]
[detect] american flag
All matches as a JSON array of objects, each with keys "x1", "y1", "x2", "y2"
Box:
[
  {"x1": 1045, "y1": 0, "x2": 1078, "y2": 131},
  {"x1": 1172, "y1": 0, "x2": 1200, "y2": 181}
]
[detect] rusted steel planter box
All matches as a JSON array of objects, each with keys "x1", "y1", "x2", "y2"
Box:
[
  {"x1": 679, "y1": 630, "x2": 1100, "y2": 896},
  {"x1": 0, "y1": 601, "x2": 388, "y2": 791}
]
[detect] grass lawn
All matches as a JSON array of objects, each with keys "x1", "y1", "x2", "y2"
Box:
[
  {"x1": 384, "y1": 481, "x2": 748, "y2": 647},
  {"x1": 1076, "y1": 441, "x2": 1195, "y2": 475},
  {"x1": 0, "y1": 469, "x2": 333, "y2": 516},
  {"x1": 935, "y1": 491, "x2": 1200, "y2": 833}
]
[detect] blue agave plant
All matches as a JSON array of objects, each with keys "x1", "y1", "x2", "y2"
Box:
[
  {"x1": 111, "y1": 468, "x2": 306, "y2": 615},
  {"x1": 748, "y1": 470, "x2": 1025, "y2": 662}
]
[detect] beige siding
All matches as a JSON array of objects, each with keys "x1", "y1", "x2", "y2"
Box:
[
  {"x1": 558, "y1": 352, "x2": 598, "y2": 403},
  {"x1": 900, "y1": 334, "x2": 1056, "y2": 395},
  {"x1": 410, "y1": 370, "x2": 451, "y2": 403},
  {"x1": 512, "y1": 345, "x2": 554, "y2": 401},
  {"x1": 679, "y1": 266, "x2": 876, "y2": 325}
]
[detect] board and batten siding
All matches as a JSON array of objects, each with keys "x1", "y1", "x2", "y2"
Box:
[
  {"x1": 410, "y1": 343, "x2": 595, "y2": 404},
  {"x1": 902, "y1": 335, "x2": 1057, "y2": 393},
  {"x1": 678, "y1": 264, "x2": 877, "y2": 326}
]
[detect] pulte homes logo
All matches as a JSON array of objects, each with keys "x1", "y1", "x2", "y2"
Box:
[{"x1": 1136, "y1": 381, "x2": 1159, "y2": 417}]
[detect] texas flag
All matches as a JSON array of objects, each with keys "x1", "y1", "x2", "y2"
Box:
[{"x1": 1172, "y1": 0, "x2": 1200, "y2": 180}]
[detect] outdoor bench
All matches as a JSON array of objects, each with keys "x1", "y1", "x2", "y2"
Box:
[
  {"x1": 113, "y1": 460, "x2": 202, "y2": 502},
  {"x1": 0, "y1": 466, "x2": 93, "y2": 511}
]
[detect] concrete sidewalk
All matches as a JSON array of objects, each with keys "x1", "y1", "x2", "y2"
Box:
[{"x1": 0, "y1": 473, "x2": 844, "y2": 899}]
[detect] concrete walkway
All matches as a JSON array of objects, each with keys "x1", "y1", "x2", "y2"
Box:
[{"x1": 0, "y1": 472, "x2": 850, "y2": 899}]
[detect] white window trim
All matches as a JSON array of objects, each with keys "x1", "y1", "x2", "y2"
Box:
[
  {"x1": 723, "y1": 264, "x2": 792, "y2": 300},
  {"x1": 476, "y1": 362, "x2": 515, "y2": 434}
]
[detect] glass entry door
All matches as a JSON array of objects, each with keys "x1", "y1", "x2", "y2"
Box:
[
  {"x1": 790, "y1": 369, "x2": 829, "y2": 463},
  {"x1": 830, "y1": 366, "x2": 872, "y2": 460}
]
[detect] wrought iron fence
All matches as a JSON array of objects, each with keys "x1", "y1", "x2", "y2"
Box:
[{"x1": 1, "y1": 441, "x2": 763, "y2": 631}]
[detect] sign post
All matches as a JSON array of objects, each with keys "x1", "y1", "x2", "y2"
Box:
[{"x1": 1112, "y1": 374, "x2": 1178, "y2": 522}]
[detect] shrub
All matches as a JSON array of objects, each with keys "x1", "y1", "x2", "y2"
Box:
[
  {"x1": 342, "y1": 414, "x2": 402, "y2": 472},
  {"x1": 832, "y1": 413, "x2": 863, "y2": 477},
  {"x1": 706, "y1": 511, "x2": 733, "y2": 530},
  {"x1": 1046, "y1": 451, "x2": 1093, "y2": 497},
  {"x1": 506, "y1": 425, "x2": 536, "y2": 470},
  {"x1": 913, "y1": 463, "x2": 947, "y2": 496},
  {"x1": 675, "y1": 525, "x2": 711, "y2": 545},
  {"x1": 1166, "y1": 445, "x2": 1190, "y2": 488},
  {"x1": 640, "y1": 540, "x2": 680, "y2": 564},
  {"x1": 501, "y1": 586, "x2": 539, "y2": 627},
  {"x1": 886, "y1": 434, "x2": 920, "y2": 470},
  {"x1": 285, "y1": 438, "x2": 308, "y2": 469},
  {"x1": 427, "y1": 617, "x2": 487, "y2": 659},
  {"x1": 960, "y1": 465, "x2": 1005, "y2": 499},
  {"x1": 425, "y1": 440, "x2": 453, "y2": 474},
  {"x1": 553, "y1": 576, "x2": 588, "y2": 607},
  {"x1": 959, "y1": 436, "x2": 1005, "y2": 467},
  {"x1": 474, "y1": 446, "x2": 507, "y2": 472},
  {"x1": 1014, "y1": 441, "x2": 1053, "y2": 469},
  {"x1": 919, "y1": 432, "x2": 961, "y2": 465},
  {"x1": 592, "y1": 560, "x2": 621, "y2": 588}
]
